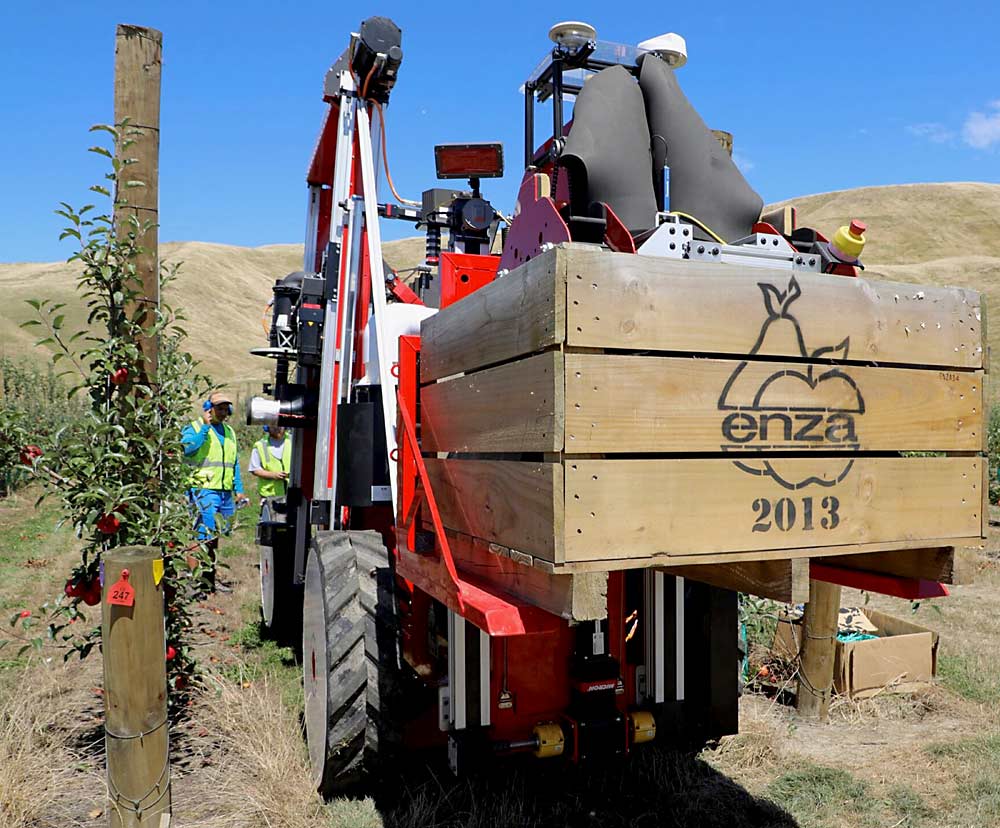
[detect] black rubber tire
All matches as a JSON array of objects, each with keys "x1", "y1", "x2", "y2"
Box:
[
  {"x1": 258, "y1": 499, "x2": 302, "y2": 648},
  {"x1": 302, "y1": 530, "x2": 400, "y2": 795}
]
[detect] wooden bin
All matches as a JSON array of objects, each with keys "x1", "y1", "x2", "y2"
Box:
[{"x1": 419, "y1": 244, "x2": 987, "y2": 572}]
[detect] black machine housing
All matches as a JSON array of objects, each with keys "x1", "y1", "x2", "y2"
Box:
[{"x1": 523, "y1": 37, "x2": 763, "y2": 245}]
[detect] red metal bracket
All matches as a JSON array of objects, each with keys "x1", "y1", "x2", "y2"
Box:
[
  {"x1": 810, "y1": 562, "x2": 949, "y2": 600},
  {"x1": 389, "y1": 276, "x2": 424, "y2": 305},
  {"x1": 439, "y1": 252, "x2": 499, "y2": 309},
  {"x1": 394, "y1": 336, "x2": 558, "y2": 637},
  {"x1": 603, "y1": 203, "x2": 636, "y2": 254},
  {"x1": 498, "y1": 172, "x2": 571, "y2": 272}
]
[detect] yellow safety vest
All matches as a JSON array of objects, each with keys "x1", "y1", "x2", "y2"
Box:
[
  {"x1": 254, "y1": 434, "x2": 292, "y2": 498},
  {"x1": 186, "y1": 420, "x2": 238, "y2": 490}
]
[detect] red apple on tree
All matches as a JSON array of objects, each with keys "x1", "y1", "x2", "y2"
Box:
[
  {"x1": 81, "y1": 581, "x2": 101, "y2": 606},
  {"x1": 96, "y1": 513, "x2": 121, "y2": 535},
  {"x1": 19, "y1": 445, "x2": 42, "y2": 466},
  {"x1": 110, "y1": 367, "x2": 129, "y2": 385}
]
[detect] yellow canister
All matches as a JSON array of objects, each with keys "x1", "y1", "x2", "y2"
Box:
[
  {"x1": 831, "y1": 219, "x2": 867, "y2": 262},
  {"x1": 532, "y1": 722, "x2": 565, "y2": 758}
]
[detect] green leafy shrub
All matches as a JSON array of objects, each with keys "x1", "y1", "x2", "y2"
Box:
[
  {"x1": 988, "y1": 404, "x2": 1000, "y2": 505},
  {"x1": 4, "y1": 122, "x2": 212, "y2": 697},
  {"x1": 0, "y1": 358, "x2": 84, "y2": 495},
  {"x1": 0, "y1": 407, "x2": 30, "y2": 497}
]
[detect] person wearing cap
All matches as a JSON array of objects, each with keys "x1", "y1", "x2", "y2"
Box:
[
  {"x1": 182, "y1": 391, "x2": 249, "y2": 591},
  {"x1": 248, "y1": 424, "x2": 292, "y2": 498}
]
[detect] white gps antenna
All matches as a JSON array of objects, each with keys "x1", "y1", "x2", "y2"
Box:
[
  {"x1": 638, "y1": 33, "x2": 688, "y2": 68},
  {"x1": 548, "y1": 21, "x2": 598, "y2": 48}
]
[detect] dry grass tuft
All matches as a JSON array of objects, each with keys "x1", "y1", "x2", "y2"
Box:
[
  {"x1": 0, "y1": 666, "x2": 101, "y2": 828},
  {"x1": 176, "y1": 672, "x2": 380, "y2": 828},
  {"x1": 709, "y1": 718, "x2": 782, "y2": 774},
  {"x1": 0, "y1": 680, "x2": 59, "y2": 828},
  {"x1": 827, "y1": 684, "x2": 944, "y2": 725}
]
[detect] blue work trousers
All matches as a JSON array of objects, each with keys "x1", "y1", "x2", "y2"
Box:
[{"x1": 190, "y1": 488, "x2": 236, "y2": 541}]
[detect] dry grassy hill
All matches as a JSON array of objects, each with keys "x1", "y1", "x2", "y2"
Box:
[
  {"x1": 0, "y1": 237, "x2": 426, "y2": 386},
  {"x1": 769, "y1": 182, "x2": 1000, "y2": 391},
  {"x1": 1, "y1": 183, "x2": 997, "y2": 392},
  {"x1": 769, "y1": 182, "x2": 1000, "y2": 264}
]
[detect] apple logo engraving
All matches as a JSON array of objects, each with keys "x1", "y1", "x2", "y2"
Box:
[{"x1": 718, "y1": 277, "x2": 865, "y2": 490}]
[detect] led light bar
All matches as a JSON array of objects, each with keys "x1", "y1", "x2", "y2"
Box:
[{"x1": 434, "y1": 142, "x2": 504, "y2": 179}]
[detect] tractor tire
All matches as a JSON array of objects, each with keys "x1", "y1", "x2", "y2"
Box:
[
  {"x1": 302, "y1": 529, "x2": 401, "y2": 795},
  {"x1": 258, "y1": 499, "x2": 302, "y2": 648}
]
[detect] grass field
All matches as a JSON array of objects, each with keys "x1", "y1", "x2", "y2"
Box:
[{"x1": 1, "y1": 468, "x2": 998, "y2": 827}]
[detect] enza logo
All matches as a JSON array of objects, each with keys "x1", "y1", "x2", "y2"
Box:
[{"x1": 718, "y1": 277, "x2": 865, "y2": 491}]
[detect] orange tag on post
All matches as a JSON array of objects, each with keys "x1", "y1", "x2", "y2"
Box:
[{"x1": 107, "y1": 569, "x2": 135, "y2": 608}]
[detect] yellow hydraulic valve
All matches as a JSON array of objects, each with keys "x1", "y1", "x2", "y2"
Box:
[
  {"x1": 629, "y1": 710, "x2": 657, "y2": 745},
  {"x1": 830, "y1": 219, "x2": 867, "y2": 263},
  {"x1": 532, "y1": 722, "x2": 565, "y2": 758}
]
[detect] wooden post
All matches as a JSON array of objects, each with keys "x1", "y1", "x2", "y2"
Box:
[
  {"x1": 796, "y1": 577, "x2": 842, "y2": 720},
  {"x1": 114, "y1": 24, "x2": 161, "y2": 386},
  {"x1": 102, "y1": 546, "x2": 170, "y2": 827}
]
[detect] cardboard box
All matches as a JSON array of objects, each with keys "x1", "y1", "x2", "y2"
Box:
[{"x1": 773, "y1": 608, "x2": 939, "y2": 699}]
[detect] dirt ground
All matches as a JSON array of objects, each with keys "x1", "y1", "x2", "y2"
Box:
[{"x1": 2, "y1": 485, "x2": 998, "y2": 828}]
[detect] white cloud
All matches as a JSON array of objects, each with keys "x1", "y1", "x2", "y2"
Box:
[
  {"x1": 963, "y1": 101, "x2": 1000, "y2": 149},
  {"x1": 906, "y1": 122, "x2": 955, "y2": 143},
  {"x1": 732, "y1": 151, "x2": 754, "y2": 173}
]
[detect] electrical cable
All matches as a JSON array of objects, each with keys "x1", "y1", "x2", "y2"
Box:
[
  {"x1": 360, "y1": 62, "x2": 378, "y2": 100},
  {"x1": 669, "y1": 210, "x2": 727, "y2": 244},
  {"x1": 372, "y1": 101, "x2": 421, "y2": 207},
  {"x1": 260, "y1": 302, "x2": 271, "y2": 337}
]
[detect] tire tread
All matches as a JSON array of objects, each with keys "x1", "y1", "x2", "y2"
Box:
[{"x1": 308, "y1": 530, "x2": 399, "y2": 795}]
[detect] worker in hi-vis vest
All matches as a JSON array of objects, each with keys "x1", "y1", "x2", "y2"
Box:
[
  {"x1": 182, "y1": 390, "x2": 248, "y2": 592},
  {"x1": 248, "y1": 424, "x2": 292, "y2": 499}
]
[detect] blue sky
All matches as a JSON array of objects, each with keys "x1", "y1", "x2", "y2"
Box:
[{"x1": 1, "y1": 1, "x2": 998, "y2": 263}]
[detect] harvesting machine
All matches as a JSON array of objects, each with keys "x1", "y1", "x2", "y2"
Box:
[{"x1": 248, "y1": 17, "x2": 986, "y2": 792}]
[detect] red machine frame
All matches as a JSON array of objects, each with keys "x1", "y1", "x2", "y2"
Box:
[{"x1": 287, "y1": 23, "x2": 953, "y2": 765}]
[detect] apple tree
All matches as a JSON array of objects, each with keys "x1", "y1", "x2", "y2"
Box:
[{"x1": 6, "y1": 123, "x2": 212, "y2": 695}]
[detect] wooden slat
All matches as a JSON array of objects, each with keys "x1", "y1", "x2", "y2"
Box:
[
  {"x1": 823, "y1": 547, "x2": 976, "y2": 584},
  {"x1": 420, "y1": 254, "x2": 565, "y2": 382},
  {"x1": 426, "y1": 456, "x2": 982, "y2": 566},
  {"x1": 565, "y1": 353, "x2": 984, "y2": 453},
  {"x1": 563, "y1": 456, "x2": 982, "y2": 561},
  {"x1": 982, "y1": 296, "x2": 989, "y2": 375},
  {"x1": 659, "y1": 558, "x2": 809, "y2": 603},
  {"x1": 563, "y1": 245, "x2": 983, "y2": 369},
  {"x1": 535, "y1": 539, "x2": 979, "y2": 573},
  {"x1": 419, "y1": 244, "x2": 983, "y2": 382},
  {"x1": 422, "y1": 352, "x2": 562, "y2": 453},
  {"x1": 448, "y1": 530, "x2": 606, "y2": 621},
  {"x1": 424, "y1": 458, "x2": 563, "y2": 562}
]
